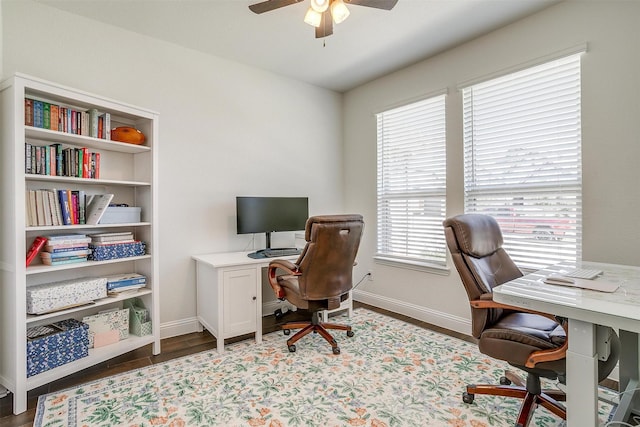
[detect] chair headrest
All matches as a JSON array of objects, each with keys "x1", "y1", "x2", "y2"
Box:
[
  {"x1": 305, "y1": 214, "x2": 364, "y2": 241},
  {"x1": 443, "y1": 214, "x2": 503, "y2": 258}
]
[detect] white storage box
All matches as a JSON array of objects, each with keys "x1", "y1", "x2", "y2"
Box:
[
  {"x1": 27, "y1": 277, "x2": 108, "y2": 315},
  {"x1": 99, "y1": 206, "x2": 141, "y2": 224}
]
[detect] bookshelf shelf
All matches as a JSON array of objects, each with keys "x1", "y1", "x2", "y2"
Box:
[
  {"x1": 25, "y1": 174, "x2": 152, "y2": 187},
  {"x1": 0, "y1": 73, "x2": 160, "y2": 415}
]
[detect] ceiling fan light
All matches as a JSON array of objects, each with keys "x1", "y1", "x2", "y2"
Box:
[
  {"x1": 310, "y1": 0, "x2": 329, "y2": 13},
  {"x1": 330, "y1": 0, "x2": 350, "y2": 24},
  {"x1": 304, "y1": 7, "x2": 322, "y2": 27}
]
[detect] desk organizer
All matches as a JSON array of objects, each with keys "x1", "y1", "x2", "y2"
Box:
[
  {"x1": 89, "y1": 241, "x2": 146, "y2": 261},
  {"x1": 124, "y1": 298, "x2": 152, "y2": 336},
  {"x1": 82, "y1": 308, "x2": 129, "y2": 348},
  {"x1": 26, "y1": 277, "x2": 108, "y2": 315},
  {"x1": 26, "y1": 319, "x2": 89, "y2": 377}
]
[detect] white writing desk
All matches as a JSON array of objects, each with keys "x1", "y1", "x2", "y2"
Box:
[
  {"x1": 493, "y1": 261, "x2": 640, "y2": 427},
  {"x1": 192, "y1": 251, "x2": 297, "y2": 353},
  {"x1": 192, "y1": 251, "x2": 352, "y2": 353}
]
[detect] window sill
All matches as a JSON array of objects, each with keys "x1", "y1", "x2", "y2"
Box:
[{"x1": 373, "y1": 255, "x2": 450, "y2": 276}]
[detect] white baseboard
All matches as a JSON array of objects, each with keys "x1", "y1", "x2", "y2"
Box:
[
  {"x1": 159, "y1": 317, "x2": 201, "y2": 339},
  {"x1": 353, "y1": 289, "x2": 472, "y2": 336}
]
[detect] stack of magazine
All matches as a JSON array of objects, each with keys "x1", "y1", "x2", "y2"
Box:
[{"x1": 105, "y1": 273, "x2": 147, "y2": 296}]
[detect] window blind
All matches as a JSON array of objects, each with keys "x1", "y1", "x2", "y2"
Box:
[
  {"x1": 462, "y1": 53, "x2": 582, "y2": 270},
  {"x1": 376, "y1": 94, "x2": 447, "y2": 267}
]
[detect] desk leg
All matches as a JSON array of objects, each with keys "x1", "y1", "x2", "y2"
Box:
[
  {"x1": 567, "y1": 319, "x2": 599, "y2": 427},
  {"x1": 610, "y1": 330, "x2": 640, "y2": 424}
]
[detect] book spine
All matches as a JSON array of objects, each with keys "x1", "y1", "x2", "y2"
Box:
[
  {"x1": 58, "y1": 190, "x2": 72, "y2": 225},
  {"x1": 25, "y1": 143, "x2": 32, "y2": 174},
  {"x1": 45, "y1": 245, "x2": 90, "y2": 253},
  {"x1": 52, "y1": 144, "x2": 63, "y2": 176},
  {"x1": 98, "y1": 115, "x2": 104, "y2": 139},
  {"x1": 50, "y1": 104, "x2": 59, "y2": 131},
  {"x1": 78, "y1": 190, "x2": 86, "y2": 224},
  {"x1": 26, "y1": 236, "x2": 47, "y2": 267},
  {"x1": 94, "y1": 152, "x2": 100, "y2": 179},
  {"x1": 43, "y1": 103, "x2": 50, "y2": 129},
  {"x1": 41, "y1": 257, "x2": 88, "y2": 266},
  {"x1": 33, "y1": 101, "x2": 44, "y2": 128},
  {"x1": 25, "y1": 99, "x2": 34, "y2": 126},
  {"x1": 102, "y1": 113, "x2": 111, "y2": 140},
  {"x1": 41, "y1": 249, "x2": 91, "y2": 259},
  {"x1": 107, "y1": 278, "x2": 146, "y2": 290},
  {"x1": 71, "y1": 191, "x2": 79, "y2": 224}
]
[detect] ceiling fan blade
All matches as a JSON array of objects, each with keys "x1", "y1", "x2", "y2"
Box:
[
  {"x1": 315, "y1": 10, "x2": 334, "y2": 38},
  {"x1": 249, "y1": 0, "x2": 303, "y2": 14},
  {"x1": 344, "y1": 0, "x2": 398, "y2": 10}
]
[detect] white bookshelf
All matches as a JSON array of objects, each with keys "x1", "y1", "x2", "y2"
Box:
[{"x1": 0, "y1": 73, "x2": 160, "y2": 414}]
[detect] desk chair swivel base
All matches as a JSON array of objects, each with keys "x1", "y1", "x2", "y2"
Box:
[
  {"x1": 282, "y1": 311, "x2": 354, "y2": 355},
  {"x1": 463, "y1": 371, "x2": 566, "y2": 427}
]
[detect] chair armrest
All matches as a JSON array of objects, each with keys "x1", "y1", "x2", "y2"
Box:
[
  {"x1": 267, "y1": 260, "x2": 301, "y2": 299},
  {"x1": 471, "y1": 294, "x2": 568, "y2": 368}
]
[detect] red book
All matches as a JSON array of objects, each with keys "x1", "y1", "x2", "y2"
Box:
[
  {"x1": 26, "y1": 236, "x2": 47, "y2": 267},
  {"x1": 25, "y1": 99, "x2": 34, "y2": 126}
]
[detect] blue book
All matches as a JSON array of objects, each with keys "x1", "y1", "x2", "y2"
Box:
[
  {"x1": 33, "y1": 101, "x2": 44, "y2": 128},
  {"x1": 57, "y1": 190, "x2": 72, "y2": 225},
  {"x1": 105, "y1": 273, "x2": 146, "y2": 290}
]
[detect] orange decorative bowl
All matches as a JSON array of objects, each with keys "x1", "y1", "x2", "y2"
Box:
[{"x1": 111, "y1": 126, "x2": 146, "y2": 145}]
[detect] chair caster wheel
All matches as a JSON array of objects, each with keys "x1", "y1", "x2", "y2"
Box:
[
  {"x1": 283, "y1": 329, "x2": 291, "y2": 335},
  {"x1": 462, "y1": 392, "x2": 475, "y2": 404},
  {"x1": 332, "y1": 347, "x2": 341, "y2": 355},
  {"x1": 288, "y1": 344, "x2": 296, "y2": 352},
  {"x1": 499, "y1": 376, "x2": 511, "y2": 385},
  {"x1": 346, "y1": 330, "x2": 354, "y2": 337}
]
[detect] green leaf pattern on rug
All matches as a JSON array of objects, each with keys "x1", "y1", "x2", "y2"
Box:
[{"x1": 34, "y1": 309, "x2": 616, "y2": 426}]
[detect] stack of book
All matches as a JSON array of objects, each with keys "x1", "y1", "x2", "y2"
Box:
[
  {"x1": 40, "y1": 234, "x2": 91, "y2": 266},
  {"x1": 105, "y1": 273, "x2": 147, "y2": 296},
  {"x1": 88, "y1": 232, "x2": 135, "y2": 246}
]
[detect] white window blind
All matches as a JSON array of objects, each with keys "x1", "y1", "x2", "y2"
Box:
[
  {"x1": 376, "y1": 94, "x2": 447, "y2": 267},
  {"x1": 462, "y1": 53, "x2": 583, "y2": 270}
]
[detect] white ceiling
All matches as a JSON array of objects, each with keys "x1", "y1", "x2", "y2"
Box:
[{"x1": 36, "y1": 0, "x2": 559, "y2": 92}]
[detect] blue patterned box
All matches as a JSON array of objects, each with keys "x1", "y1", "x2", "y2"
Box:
[
  {"x1": 26, "y1": 319, "x2": 89, "y2": 377},
  {"x1": 89, "y1": 241, "x2": 146, "y2": 261}
]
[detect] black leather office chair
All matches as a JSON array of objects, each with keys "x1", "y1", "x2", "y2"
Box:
[
  {"x1": 443, "y1": 213, "x2": 619, "y2": 426},
  {"x1": 267, "y1": 214, "x2": 364, "y2": 355}
]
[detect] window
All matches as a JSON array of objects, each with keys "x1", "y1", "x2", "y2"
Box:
[
  {"x1": 462, "y1": 53, "x2": 583, "y2": 270},
  {"x1": 376, "y1": 94, "x2": 447, "y2": 268}
]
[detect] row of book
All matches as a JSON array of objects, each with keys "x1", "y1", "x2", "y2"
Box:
[
  {"x1": 25, "y1": 190, "x2": 113, "y2": 227},
  {"x1": 26, "y1": 232, "x2": 138, "y2": 267},
  {"x1": 25, "y1": 98, "x2": 112, "y2": 140},
  {"x1": 25, "y1": 143, "x2": 101, "y2": 179}
]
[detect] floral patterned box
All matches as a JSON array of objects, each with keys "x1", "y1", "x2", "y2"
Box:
[
  {"x1": 82, "y1": 308, "x2": 129, "y2": 348},
  {"x1": 26, "y1": 319, "x2": 89, "y2": 377},
  {"x1": 89, "y1": 241, "x2": 146, "y2": 261},
  {"x1": 26, "y1": 277, "x2": 108, "y2": 315}
]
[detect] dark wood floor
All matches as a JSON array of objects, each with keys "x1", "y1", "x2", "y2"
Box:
[{"x1": 0, "y1": 302, "x2": 475, "y2": 427}]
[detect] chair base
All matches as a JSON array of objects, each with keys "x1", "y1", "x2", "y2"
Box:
[
  {"x1": 282, "y1": 311, "x2": 353, "y2": 354},
  {"x1": 464, "y1": 373, "x2": 566, "y2": 427}
]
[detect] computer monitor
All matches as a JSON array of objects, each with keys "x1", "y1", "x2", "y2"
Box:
[{"x1": 236, "y1": 196, "x2": 309, "y2": 250}]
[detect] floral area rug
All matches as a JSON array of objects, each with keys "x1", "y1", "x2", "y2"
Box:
[{"x1": 35, "y1": 309, "x2": 613, "y2": 427}]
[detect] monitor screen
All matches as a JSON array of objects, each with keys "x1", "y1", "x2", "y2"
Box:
[{"x1": 236, "y1": 196, "x2": 309, "y2": 235}]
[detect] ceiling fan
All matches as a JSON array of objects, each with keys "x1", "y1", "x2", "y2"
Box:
[{"x1": 249, "y1": 0, "x2": 399, "y2": 38}]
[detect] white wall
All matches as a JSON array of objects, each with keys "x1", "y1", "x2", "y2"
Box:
[
  {"x1": 344, "y1": 0, "x2": 640, "y2": 334},
  {"x1": 1, "y1": 0, "x2": 344, "y2": 336}
]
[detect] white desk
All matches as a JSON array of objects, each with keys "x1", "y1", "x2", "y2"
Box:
[
  {"x1": 192, "y1": 251, "x2": 352, "y2": 353},
  {"x1": 493, "y1": 261, "x2": 640, "y2": 427}
]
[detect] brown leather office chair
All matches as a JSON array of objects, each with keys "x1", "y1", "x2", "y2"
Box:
[
  {"x1": 443, "y1": 214, "x2": 619, "y2": 427},
  {"x1": 268, "y1": 214, "x2": 364, "y2": 355}
]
